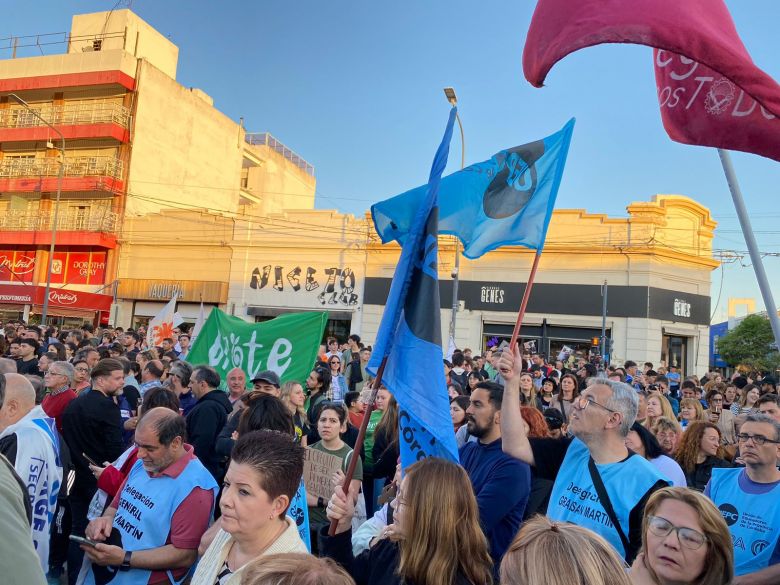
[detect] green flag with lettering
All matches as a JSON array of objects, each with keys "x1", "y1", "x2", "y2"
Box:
[{"x1": 186, "y1": 309, "x2": 327, "y2": 388}]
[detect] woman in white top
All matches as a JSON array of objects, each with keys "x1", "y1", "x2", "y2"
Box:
[
  {"x1": 625, "y1": 422, "x2": 687, "y2": 487},
  {"x1": 192, "y1": 430, "x2": 308, "y2": 585}
]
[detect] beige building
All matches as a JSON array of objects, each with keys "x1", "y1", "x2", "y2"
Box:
[
  {"x1": 362, "y1": 194, "x2": 718, "y2": 376},
  {"x1": 227, "y1": 195, "x2": 718, "y2": 377},
  {"x1": 0, "y1": 9, "x2": 315, "y2": 327}
]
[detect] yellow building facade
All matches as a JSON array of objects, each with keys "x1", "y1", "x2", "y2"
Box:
[
  {"x1": 0, "y1": 10, "x2": 315, "y2": 326},
  {"x1": 228, "y1": 195, "x2": 718, "y2": 377}
]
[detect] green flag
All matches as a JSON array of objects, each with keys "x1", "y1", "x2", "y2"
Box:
[{"x1": 186, "y1": 309, "x2": 327, "y2": 388}]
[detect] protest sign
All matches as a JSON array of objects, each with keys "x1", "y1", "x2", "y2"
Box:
[
  {"x1": 303, "y1": 447, "x2": 343, "y2": 500},
  {"x1": 186, "y1": 309, "x2": 327, "y2": 389}
]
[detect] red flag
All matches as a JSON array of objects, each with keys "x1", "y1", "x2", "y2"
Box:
[{"x1": 523, "y1": 0, "x2": 780, "y2": 161}]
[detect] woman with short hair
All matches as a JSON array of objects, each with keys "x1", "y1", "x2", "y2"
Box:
[
  {"x1": 630, "y1": 487, "x2": 733, "y2": 585},
  {"x1": 536, "y1": 377, "x2": 558, "y2": 411},
  {"x1": 192, "y1": 431, "x2": 307, "y2": 585},
  {"x1": 651, "y1": 417, "x2": 682, "y2": 457},
  {"x1": 322, "y1": 457, "x2": 493, "y2": 585}
]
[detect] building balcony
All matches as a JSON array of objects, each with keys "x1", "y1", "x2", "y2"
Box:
[
  {"x1": 0, "y1": 155, "x2": 124, "y2": 195},
  {"x1": 0, "y1": 102, "x2": 131, "y2": 142},
  {"x1": 0, "y1": 207, "x2": 119, "y2": 248}
]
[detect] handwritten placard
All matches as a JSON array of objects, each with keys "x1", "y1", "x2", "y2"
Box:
[{"x1": 303, "y1": 447, "x2": 343, "y2": 500}]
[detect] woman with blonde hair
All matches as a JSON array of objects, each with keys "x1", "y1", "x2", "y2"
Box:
[
  {"x1": 630, "y1": 487, "x2": 733, "y2": 585},
  {"x1": 240, "y1": 553, "x2": 355, "y2": 585},
  {"x1": 673, "y1": 422, "x2": 732, "y2": 491},
  {"x1": 322, "y1": 457, "x2": 494, "y2": 585},
  {"x1": 500, "y1": 515, "x2": 631, "y2": 585},
  {"x1": 644, "y1": 393, "x2": 680, "y2": 431},
  {"x1": 280, "y1": 381, "x2": 309, "y2": 446},
  {"x1": 678, "y1": 398, "x2": 706, "y2": 431}
]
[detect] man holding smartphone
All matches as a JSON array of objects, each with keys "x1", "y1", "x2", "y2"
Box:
[{"x1": 62, "y1": 359, "x2": 126, "y2": 585}]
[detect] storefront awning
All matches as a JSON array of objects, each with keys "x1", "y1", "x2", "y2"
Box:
[{"x1": 0, "y1": 284, "x2": 112, "y2": 312}]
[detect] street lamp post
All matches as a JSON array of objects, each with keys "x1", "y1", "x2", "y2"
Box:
[
  {"x1": 443, "y1": 87, "x2": 465, "y2": 346},
  {"x1": 9, "y1": 94, "x2": 65, "y2": 325}
]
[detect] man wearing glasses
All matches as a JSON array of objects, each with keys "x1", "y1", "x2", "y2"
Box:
[
  {"x1": 41, "y1": 361, "x2": 77, "y2": 433},
  {"x1": 498, "y1": 345, "x2": 669, "y2": 563},
  {"x1": 705, "y1": 413, "x2": 780, "y2": 583}
]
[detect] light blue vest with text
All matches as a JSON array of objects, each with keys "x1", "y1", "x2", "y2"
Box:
[
  {"x1": 709, "y1": 467, "x2": 780, "y2": 576},
  {"x1": 547, "y1": 438, "x2": 668, "y2": 558},
  {"x1": 84, "y1": 456, "x2": 218, "y2": 585}
]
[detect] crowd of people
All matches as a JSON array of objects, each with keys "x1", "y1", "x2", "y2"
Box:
[{"x1": 0, "y1": 321, "x2": 778, "y2": 585}]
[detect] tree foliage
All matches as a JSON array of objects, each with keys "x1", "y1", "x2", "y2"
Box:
[{"x1": 716, "y1": 314, "x2": 780, "y2": 372}]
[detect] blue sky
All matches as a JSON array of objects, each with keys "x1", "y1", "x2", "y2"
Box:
[{"x1": 4, "y1": 1, "x2": 779, "y2": 323}]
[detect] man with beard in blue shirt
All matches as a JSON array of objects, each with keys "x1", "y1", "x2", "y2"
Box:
[{"x1": 459, "y1": 381, "x2": 530, "y2": 573}]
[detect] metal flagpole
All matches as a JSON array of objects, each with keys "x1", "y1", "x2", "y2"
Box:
[
  {"x1": 444, "y1": 88, "x2": 465, "y2": 345},
  {"x1": 717, "y1": 149, "x2": 780, "y2": 350}
]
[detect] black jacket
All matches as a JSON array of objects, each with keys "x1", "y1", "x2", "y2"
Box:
[
  {"x1": 371, "y1": 427, "x2": 399, "y2": 483},
  {"x1": 186, "y1": 390, "x2": 232, "y2": 482},
  {"x1": 686, "y1": 455, "x2": 733, "y2": 492},
  {"x1": 62, "y1": 390, "x2": 125, "y2": 496},
  {"x1": 319, "y1": 527, "x2": 475, "y2": 585}
]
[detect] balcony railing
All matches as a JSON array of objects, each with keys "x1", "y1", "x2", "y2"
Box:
[
  {"x1": 245, "y1": 132, "x2": 314, "y2": 176},
  {"x1": 0, "y1": 102, "x2": 131, "y2": 129},
  {"x1": 0, "y1": 156, "x2": 124, "y2": 180},
  {"x1": 0, "y1": 208, "x2": 119, "y2": 232}
]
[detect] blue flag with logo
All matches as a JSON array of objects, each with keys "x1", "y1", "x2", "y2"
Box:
[
  {"x1": 366, "y1": 107, "x2": 459, "y2": 470},
  {"x1": 372, "y1": 118, "x2": 575, "y2": 258}
]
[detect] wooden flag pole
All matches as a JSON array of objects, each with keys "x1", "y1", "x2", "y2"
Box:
[
  {"x1": 509, "y1": 251, "x2": 543, "y2": 352},
  {"x1": 327, "y1": 356, "x2": 388, "y2": 536}
]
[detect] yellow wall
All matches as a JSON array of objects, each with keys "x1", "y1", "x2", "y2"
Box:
[
  {"x1": 69, "y1": 9, "x2": 178, "y2": 79},
  {"x1": 243, "y1": 143, "x2": 316, "y2": 214},
  {"x1": 126, "y1": 60, "x2": 245, "y2": 216},
  {"x1": 117, "y1": 210, "x2": 233, "y2": 282}
]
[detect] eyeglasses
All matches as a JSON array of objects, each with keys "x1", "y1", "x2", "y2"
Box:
[
  {"x1": 573, "y1": 395, "x2": 618, "y2": 414},
  {"x1": 647, "y1": 515, "x2": 707, "y2": 550},
  {"x1": 330, "y1": 360, "x2": 340, "y2": 365},
  {"x1": 75, "y1": 367, "x2": 90, "y2": 373},
  {"x1": 736, "y1": 433, "x2": 780, "y2": 446}
]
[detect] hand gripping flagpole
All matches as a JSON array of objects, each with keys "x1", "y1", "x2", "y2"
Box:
[
  {"x1": 717, "y1": 149, "x2": 780, "y2": 350},
  {"x1": 327, "y1": 356, "x2": 387, "y2": 537},
  {"x1": 509, "y1": 250, "x2": 543, "y2": 351}
]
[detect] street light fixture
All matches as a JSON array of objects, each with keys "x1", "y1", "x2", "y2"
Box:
[
  {"x1": 9, "y1": 93, "x2": 65, "y2": 325},
  {"x1": 442, "y1": 87, "x2": 466, "y2": 345}
]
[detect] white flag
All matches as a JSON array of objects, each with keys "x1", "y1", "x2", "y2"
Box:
[
  {"x1": 147, "y1": 295, "x2": 183, "y2": 347},
  {"x1": 191, "y1": 302, "x2": 206, "y2": 342}
]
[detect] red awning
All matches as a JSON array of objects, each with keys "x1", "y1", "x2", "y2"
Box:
[{"x1": 0, "y1": 284, "x2": 112, "y2": 312}]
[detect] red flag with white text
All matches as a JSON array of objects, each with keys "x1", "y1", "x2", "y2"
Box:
[{"x1": 522, "y1": 0, "x2": 780, "y2": 161}]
